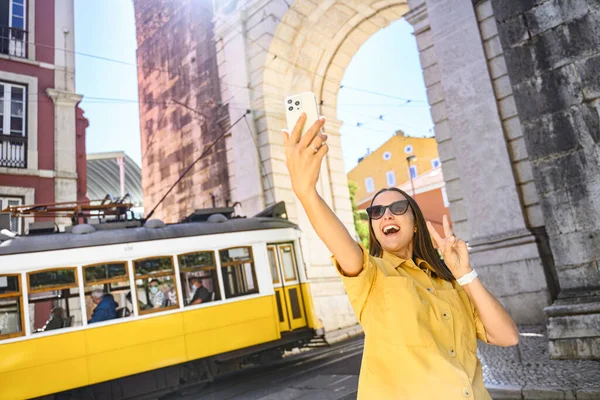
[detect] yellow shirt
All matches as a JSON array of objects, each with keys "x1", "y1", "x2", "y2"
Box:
[{"x1": 334, "y1": 243, "x2": 491, "y2": 400}]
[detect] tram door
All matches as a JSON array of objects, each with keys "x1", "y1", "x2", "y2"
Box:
[{"x1": 267, "y1": 243, "x2": 307, "y2": 332}]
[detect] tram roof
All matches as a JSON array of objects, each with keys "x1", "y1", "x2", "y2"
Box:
[{"x1": 0, "y1": 217, "x2": 298, "y2": 256}]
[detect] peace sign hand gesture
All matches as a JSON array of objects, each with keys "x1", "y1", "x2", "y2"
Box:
[{"x1": 426, "y1": 215, "x2": 472, "y2": 280}]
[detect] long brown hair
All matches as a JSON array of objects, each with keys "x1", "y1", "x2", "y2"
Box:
[{"x1": 368, "y1": 187, "x2": 454, "y2": 282}]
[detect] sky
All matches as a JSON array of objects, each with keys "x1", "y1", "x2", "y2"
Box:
[{"x1": 74, "y1": 1, "x2": 433, "y2": 174}]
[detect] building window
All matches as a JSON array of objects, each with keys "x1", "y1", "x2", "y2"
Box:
[
  {"x1": 404, "y1": 145, "x2": 413, "y2": 154},
  {"x1": 0, "y1": 274, "x2": 24, "y2": 340},
  {"x1": 28, "y1": 268, "x2": 83, "y2": 333},
  {"x1": 178, "y1": 251, "x2": 221, "y2": 306},
  {"x1": 365, "y1": 177, "x2": 375, "y2": 193},
  {"x1": 0, "y1": 0, "x2": 27, "y2": 58},
  {"x1": 386, "y1": 171, "x2": 396, "y2": 187},
  {"x1": 133, "y1": 257, "x2": 179, "y2": 314},
  {"x1": 219, "y1": 247, "x2": 259, "y2": 298},
  {"x1": 383, "y1": 151, "x2": 391, "y2": 161},
  {"x1": 409, "y1": 165, "x2": 418, "y2": 179},
  {"x1": 83, "y1": 262, "x2": 133, "y2": 321},
  {"x1": 431, "y1": 158, "x2": 441, "y2": 169},
  {"x1": 0, "y1": 82, "x2": 27, "y2": 168},
  {"x1": 0, "y1": 195, "x2": 22, "y2": 233}
]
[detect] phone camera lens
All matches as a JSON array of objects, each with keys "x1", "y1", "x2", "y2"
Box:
[
  {"x1": 287, "y1": 99, "x2": 292, "y2": 104},
  {"x1": 288, "y1": 106, "x2": 294, "y2": 111},
  {"x1": 295, "y1": 101, "x2": 300, "y2": 106}
]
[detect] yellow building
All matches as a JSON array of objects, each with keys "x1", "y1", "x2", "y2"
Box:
[{"x1": 348, "y1": 131, "x2": 440, "y2": 207}]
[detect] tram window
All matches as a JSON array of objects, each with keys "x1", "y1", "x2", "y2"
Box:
[
  {"x1": 133, "y1": 257, "x2": 179, "y2": 314},
  {"x1": 83, "y1": 262, "x2": 132, "y2": 321},
  {"x1": 28, "y1": 268, "x2": 82, "y2": 333},
  {"x1": 279, "y1": 245, "x2": 297, "y2": 281},
  {"x1": 29, "y1": 269, "x2": 76, "y2": 291},
  {"x1": 267, "y1": 246, "x2": 280, "y2": 284},
  {"x1": 178, "y1": 251, "x2": 221, "y2": 306},
  {"x1": 219, "y1": 247, "x2": 259, "y2": 298},
  {"x1": 0, "y1": 275, "x2": 24, "y2": 340}
]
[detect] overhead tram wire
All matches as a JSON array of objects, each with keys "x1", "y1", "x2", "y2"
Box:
[
  {"x1": 24, "y1": 91, "x2": 432, "y2": 136},
  {"x1": 210, "y1": 12, "x2": 431, "y2": 111},
  {"x1": 31, "y1": 5, "x2": 428, "y2": 108},
  {"x1": 28, "y1": 11, "x2": 433, "y2": 138},
  {"x1": 144, "y1": 110, "x2": 251, "y2": 221},
  {"x1": 86, "y1": 9, "x2": 431, "y2": 108},
  {"x1": 337, "y1": 105, "x2": 433, "y2": 134},
  {"x1": 242, "y1": 113, "x2": 275, "y2": 202},
  {"x1": 338, "y1": 85, "x2": 428, "y2": 104},
  {"x1": 29, "y1": 19, "x2": 430, "y2": 113}
]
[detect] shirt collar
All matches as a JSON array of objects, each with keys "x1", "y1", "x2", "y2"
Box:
[{"x1": 382, "y1": 251, "x2": 426, "y2": 269}]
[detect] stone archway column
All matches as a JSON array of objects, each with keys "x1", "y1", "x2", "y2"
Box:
[{"x1": 406, "y1": 0, "x2": 551, "y2": 323}]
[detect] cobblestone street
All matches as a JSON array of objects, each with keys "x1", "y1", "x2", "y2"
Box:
[{"x1": 480, "y1": 325, "x2": 600, "y2": 399}]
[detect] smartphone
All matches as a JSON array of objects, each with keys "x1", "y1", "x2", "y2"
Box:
[{"x1": 285, "y1": 92, "x2": 322, "y2": 136}]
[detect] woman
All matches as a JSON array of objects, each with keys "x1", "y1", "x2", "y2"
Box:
[{"x1": 282, "y1": 114, "x2": 519, "y2": 399}]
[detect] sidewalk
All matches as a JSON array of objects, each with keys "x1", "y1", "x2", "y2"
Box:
[{"x1": 480, "y1": 325, "x2": 600, "y2": 399}]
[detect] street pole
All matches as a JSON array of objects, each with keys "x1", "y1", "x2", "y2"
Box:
[{"x1": 406, "y1": 155, "x2": 417, "y2": 198}]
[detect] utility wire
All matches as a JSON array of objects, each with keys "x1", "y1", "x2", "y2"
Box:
[
  {"x1": 19, "y1": 11, "x2": 432, "y2": 117},
  {"x1": 339, "y1": 85, "x2": 428, "y2": 104},
  {"x1": 337, "y1": 106, "x2": 433, "y2": 134},
  {"x1": 23, "y1": 8, "x2": 429, "y2": 109},
  {"x1": 242, "y1": 114, "x2": 273, "y2": 202},
  {"x1": 145, "y1": 110, "x2": 250, "y2": 220}
]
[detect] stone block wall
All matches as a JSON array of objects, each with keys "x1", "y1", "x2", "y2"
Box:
[
  {"x1": 491, "y1": 0, "x2": 600, "y2": 292},
  {"x1": 491, "y1": 0, "x2": 600, "y2": 358},
  {"x1": 134, "y1": 0, "x2": 230, "y2": 223},
  {"x1": 476, "y1": 0, "x2": 545, "y2": 230},
  {"x1": 475, "y1": 0, "x2": 560, "y2": 302}
]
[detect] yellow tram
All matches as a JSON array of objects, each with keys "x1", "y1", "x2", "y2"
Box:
[{"x1": 0, "y1": 206, "x2": 323, "y2": 399}]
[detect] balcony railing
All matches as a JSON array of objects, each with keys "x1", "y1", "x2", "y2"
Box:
[
  {"x1": 0, "y1": 135, "x2": 27, "y2": 168},
  {"x1": 0, "y1": 26, "x2": 28, "y2": 58}
]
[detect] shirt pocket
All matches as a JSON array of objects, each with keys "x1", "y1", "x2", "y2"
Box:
[{"x1": 382, "y1": 276, "x2": 434, "y2": 347}]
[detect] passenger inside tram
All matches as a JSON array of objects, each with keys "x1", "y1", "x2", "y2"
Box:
[
  {"x1": 148, "y1": 279, "x2": 164, "y2": 308},
  {"x1": 162, "y1": 284, "x2": 177, "y2": 307},
  {"x1": 42, "y1": 307, "x2": 69, "y2": 331},
  {"x1": 188, "y1": 277, "x2": 211, "y2": 305},
  {"x1": 88, "y1": 289, "x2": 118, "y2": 324},
  {"x1": 29, "y1": 269, "x2": 83, "y2": 333}
]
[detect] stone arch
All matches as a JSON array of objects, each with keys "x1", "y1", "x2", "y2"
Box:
[
  {"x1": 213, "y1": 0, "x2": 554, "y2": 333},
  {"x1": 260, "y1": 0, "x2": 414, "y2": 331}
]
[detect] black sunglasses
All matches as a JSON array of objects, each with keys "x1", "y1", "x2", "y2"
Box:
[{"x1": 366, "y1": 200, "x2": 410, "y2": 220}]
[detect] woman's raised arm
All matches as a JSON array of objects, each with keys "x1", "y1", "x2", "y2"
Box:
[{"x1": 283, "y1": 114, "x2": 363, "y2": 277}]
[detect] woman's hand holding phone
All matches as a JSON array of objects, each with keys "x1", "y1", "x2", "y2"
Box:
[{"x1": 282, "y1": 113, "x2": 328, "y2": 201}]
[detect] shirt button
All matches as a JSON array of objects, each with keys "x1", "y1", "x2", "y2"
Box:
[
  {"x1": 427, "y1": 287, "x2": 435, "y2": 293},
  {"x1": 462, "y1": 387, "x2": 471, "y2": 397},
  {"x1": 442, "y1": 311, "x2": 451, "y2": 320},
  {"x1": 449, "y1": 348, "x2": 456, "y2": 357}
]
